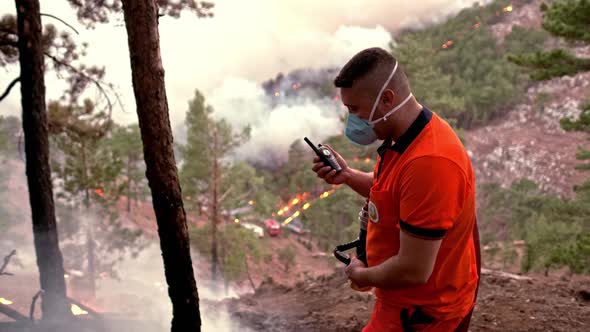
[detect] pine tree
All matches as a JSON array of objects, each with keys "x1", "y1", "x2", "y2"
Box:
[
  {"x1": 179, "y1": 90, "x2": 249, "y2": 283},
  {"x1": 509, "y1": 0, "x2": 590, "y2": 80}
]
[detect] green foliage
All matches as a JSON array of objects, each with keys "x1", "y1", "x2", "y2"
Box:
[
  {"x1": 222, "y1": 162, "x2": 278, "y2": 216},
  {"x1": 504, "y1": 26, "x2": 550, "y2": 55},
  {"x1": 393, "y1": 0, "x2": 544, "y2": 128},
  {"x1": 179, "y1": 90, "x2": 213, "y2": 203},
  {"x1": 510, "y1": 0, "x2": 590, "y2": 80},
  {"x1": 540, "y1": 0, "x2": 590, "y2": 42},
  {"x1": 48, "y1": 100, "x2": 146, "y2": 280},
  {"x1": 190, "y1": 224, "x2": 264, "y2": 282},
  {"x1": 109, "y1": 124, "x2": 148, "y2": 210},
  {"x1": 509, "y1": 49, "x2": 590, "y2": 81},
  {"x1": 480, "y1": 179, "x2": 590, "y2": 274},
  {"x1": 277, "y1": 247, "x2": 296, "y2": 272},
  {"x1": 179, "y1": 89, "x2": 253, "y2": 214}
]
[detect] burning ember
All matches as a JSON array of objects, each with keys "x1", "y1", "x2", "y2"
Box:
[
  {"x1": 94, "y1": 189, "x2": 104, "y2": 197},
  {"x1": 291, "y1": 198, "x2": 300, "y2": 205},
  {"x1": 320, "y1": 190, "x2": 335, "y2": 199},
  {"x1": 0, "y1": 297, "x2": 13, "y2": 305},
  {"x1": 302, "y1": 203, "x2": 310, "y2": 210},
  {"x1": 71, "y1": 304, "x2": 88, "y2": 316}
]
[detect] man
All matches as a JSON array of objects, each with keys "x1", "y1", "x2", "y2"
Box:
[{"x1": 312, "y1": 47, "x2": 480, "y2": 331}]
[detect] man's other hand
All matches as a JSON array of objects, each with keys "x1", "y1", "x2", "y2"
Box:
[{"x1": 345, "y1": 256, "x2": 370, "y2": 289}]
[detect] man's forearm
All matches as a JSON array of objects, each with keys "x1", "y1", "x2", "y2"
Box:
[
  {"x1": 359, "y1": 256, "x2": 428, "y2": 289},
  {"x1": 344, "y1": 168, "x2": 374, "y2": 198}
]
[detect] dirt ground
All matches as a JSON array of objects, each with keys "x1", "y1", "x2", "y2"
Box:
[{"x1": 222, "y1": 271, "x2": 590, "y2": 332}]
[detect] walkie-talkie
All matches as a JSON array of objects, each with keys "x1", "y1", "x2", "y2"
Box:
[{"x1": 304, "y1": 137, "x2": 342, "y2": 172}]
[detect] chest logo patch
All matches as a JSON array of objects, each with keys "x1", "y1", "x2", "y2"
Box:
[{"x1": 368, "y1": 200, "x2": 379, "y2": 223}]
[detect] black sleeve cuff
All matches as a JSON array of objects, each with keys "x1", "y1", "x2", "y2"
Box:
[{"x1": 400, "y1": 220, "x2": 447, "y2": 240}]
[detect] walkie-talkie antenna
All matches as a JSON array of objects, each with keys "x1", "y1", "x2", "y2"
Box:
[{"x1": 304, "y1": 137, "x2": 321, "y2": 155}]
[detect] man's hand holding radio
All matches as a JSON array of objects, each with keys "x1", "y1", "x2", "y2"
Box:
[
  {"x1": 311, "y1": 144, "x2": 350, "y2": 185},
  {"x1": 311, "y1": 144, "x2": 373, "y2": 198}
]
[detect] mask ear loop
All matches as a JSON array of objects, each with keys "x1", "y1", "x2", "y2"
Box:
[{"x1": 368, "y1": 61, "x2": 398, "y2": 123}]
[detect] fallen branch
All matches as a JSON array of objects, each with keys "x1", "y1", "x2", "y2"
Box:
[
  {"x1": 29, "y1": 290, "x2": 43, "y2": 322},
  {"x1": 0, "y1": 303, "x2": 28, "y2": 322},
  {"x1": 0, "y1": 250, "x2": 16, "y2": 276},
  {"x1": 481, "y1": 268, "x2": 533, "y2": 281}
]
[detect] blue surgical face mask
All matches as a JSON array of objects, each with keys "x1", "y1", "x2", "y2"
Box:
[{"x1": 345, "y1": 61, "x2": 413, "y2": 146}]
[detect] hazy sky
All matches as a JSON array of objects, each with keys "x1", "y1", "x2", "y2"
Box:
[{"x1": 0, "y1": 0, "x2": 481, "y2": 128}]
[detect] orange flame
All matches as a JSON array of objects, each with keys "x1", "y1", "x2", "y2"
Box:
[
  {"x1": 71, "y1": 304, "x2": 88, "y2": 315},
  {"x1": 0, "y1": 297, "x2": 13, "y2": 305},
  {"x1": 94, "y1": 189, "x2": 104, "y2": 197}
]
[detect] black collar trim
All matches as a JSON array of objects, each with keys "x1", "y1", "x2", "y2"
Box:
[{"x1": 377, "y1": 107, "x2": 432, "y2": 157}]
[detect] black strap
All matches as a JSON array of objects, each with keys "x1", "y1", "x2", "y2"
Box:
[{"x1": 400, "y1": 307, "x2": 435, "y2": 332}]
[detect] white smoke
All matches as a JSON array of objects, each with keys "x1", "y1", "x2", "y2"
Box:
[
  {"x1": 0, "y1": 1, "x2": 485, "y2": 126},
  {"x1": 199, "y1": 24, "x2": 395, "y2": 166},
  {"x1": 207, "y1": 77, "x2": 343, "y2": 167},
  {"x1": 96, "y1": 244, "x2": 252, "y2": 332}
]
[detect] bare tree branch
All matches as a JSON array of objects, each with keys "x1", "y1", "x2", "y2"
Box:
[
  {"x1": 0, "y1": 303, "x2": 28, "y2": 322},
  {"x1": 29, "y1": 290, "x2": 43, "y2": 322},
  {"x1": 0, "y1": 250, "x2": 16, "y2": 276},
  {"x1": 40, "y1": 13, "x2": 79, "y2": 35},
  {"x1": 0, "y1": 77, "x2": 20, "y2": 103},
  {"x1": 43, "y1": 52, "x2": 126, "y2": 117}
]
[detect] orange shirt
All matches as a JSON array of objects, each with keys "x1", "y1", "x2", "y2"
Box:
[{"x1": 366, "y1": 107, "x2": 478, "y2": 321}]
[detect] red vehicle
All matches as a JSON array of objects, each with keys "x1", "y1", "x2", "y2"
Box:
[{"x1": 264, "y1": 219, "x2": 282, "y2": 237}]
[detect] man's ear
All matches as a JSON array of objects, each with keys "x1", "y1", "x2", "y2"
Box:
[{"x1": 382, "y1": 89, "x2": 396, "y2": 108}]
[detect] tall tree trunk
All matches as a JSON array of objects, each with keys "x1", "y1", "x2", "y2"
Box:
[
  {"x1": 15, "y1": 0, "x2": 70, "y2": 320},
  {"x1": 120, "y1": 1, "x2": 201, "y2": 330},
  {"x1": 210, "y1": 125, "x2": 219, "y2": 282}
]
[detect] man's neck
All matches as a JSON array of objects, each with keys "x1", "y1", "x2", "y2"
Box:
[{"x1": 385, "y1": 96, "x2": 423, "y2": 142}]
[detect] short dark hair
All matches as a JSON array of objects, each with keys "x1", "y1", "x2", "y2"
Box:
[{"x1": 334, "y1": 47, "x2": 397, "y2": 88}]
